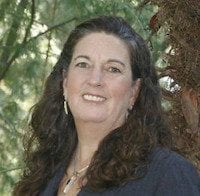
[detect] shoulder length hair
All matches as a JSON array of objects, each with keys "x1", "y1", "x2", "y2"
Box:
[{"x1": 14, "y1": 16, "x2": 172, "y2": 195}]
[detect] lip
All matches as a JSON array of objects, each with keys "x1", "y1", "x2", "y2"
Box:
[{"x1": 82, "y1": 93, "x2": 107, "y2": 102}]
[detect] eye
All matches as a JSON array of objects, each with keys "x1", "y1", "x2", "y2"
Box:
[
  {"x1": 107, "y1": 66, "x2": 122, "y2": 73},
  {"x1": 75, "y1": 62, "x2": 89, "y2": 68}
]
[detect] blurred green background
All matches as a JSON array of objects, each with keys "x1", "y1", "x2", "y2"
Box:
[{"x1": 0, "y1": 0, "x2": 168, "y2": 195}]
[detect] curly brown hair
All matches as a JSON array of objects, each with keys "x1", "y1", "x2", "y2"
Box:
[{"x1": 13, "y1": 16, "x2": 172, "y2": 195}]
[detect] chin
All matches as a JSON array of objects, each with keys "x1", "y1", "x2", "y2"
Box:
[{"x1": 78, "y1": 115, "x2": 107, "y2": 123}]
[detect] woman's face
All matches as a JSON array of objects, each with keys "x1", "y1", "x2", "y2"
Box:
[{"x1": 63, "y1": 32, "x2": 140, "y2": 128}]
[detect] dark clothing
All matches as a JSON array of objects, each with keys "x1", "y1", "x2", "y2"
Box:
[{"x1": 40, "y1": 147, "x2": 200, "y2": 196}]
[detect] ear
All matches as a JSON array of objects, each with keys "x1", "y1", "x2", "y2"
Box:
[
  {"x1": 129, "y1": 79, "x2": 141, "y2": 108},
  {"x1": 62, "y1": 69, "x2": 67, "y2": 79}
]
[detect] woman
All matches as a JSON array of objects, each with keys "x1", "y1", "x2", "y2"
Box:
[{"x1": 14, "y1": 16, "x2": 200, "y2": 196}]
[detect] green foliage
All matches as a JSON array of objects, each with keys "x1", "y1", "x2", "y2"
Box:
[{"x1": 0, "y1": 0, "x2": 166, "y2": 195}]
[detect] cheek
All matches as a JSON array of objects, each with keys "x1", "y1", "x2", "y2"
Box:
[
  {"x1": 110, "y1": 79, "x2": 133, "y2": 101},
  {"x1": 65, "y1": 80, "x2": 78, "y2": 98},
  {"x1": 64, "y1": 70, "x2": 79, "y2": 94},
  {"x1": 64, "y1": 77, "x2": 86, "y2": 112}
]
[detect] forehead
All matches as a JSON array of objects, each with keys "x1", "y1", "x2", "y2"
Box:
[{"x1": 72, "y1": 32, "x2": 130, "y2": 64}]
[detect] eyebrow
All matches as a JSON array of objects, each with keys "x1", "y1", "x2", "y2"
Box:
[
  {"x1": 107, "y1": 59, "x2": 126, "y2": 67},
  {"x1": 74, "y1": 55, "x2": 90, "y2": 61},
  {"x1": 73, "y1": 55, "x2": 126, "y2": 67}
]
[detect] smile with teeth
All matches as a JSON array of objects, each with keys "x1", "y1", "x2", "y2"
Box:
[{"x1": 83, "y1": 94, "x2": 106, "y2": 102}]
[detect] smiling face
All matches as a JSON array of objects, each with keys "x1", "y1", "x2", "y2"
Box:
[{"x1": 63, "y1": 32, "x2": 140, "y2": 128}]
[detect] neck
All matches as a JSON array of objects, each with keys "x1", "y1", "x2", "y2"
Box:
[
  {"x1": 74, "y1": 120, "x2": 115, "y2": 167},
  {"x1": 73, "y1": 114, "x2": 126, "y2": 168}
]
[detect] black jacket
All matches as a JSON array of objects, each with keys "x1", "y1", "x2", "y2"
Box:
[{"x1": 40, "y1": 147, "x2": 200, "y2": 196}]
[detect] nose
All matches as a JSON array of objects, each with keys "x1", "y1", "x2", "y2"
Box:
[{"x1": 87, "y1": 67, "x2": 103, "y2": 87}]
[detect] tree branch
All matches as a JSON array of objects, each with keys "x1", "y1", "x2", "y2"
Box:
[
  {"x1": 26, "y1": 17, "x2": 76, "y2": 44},
  {"x1": 43, "y1": 0, "x2": 58, "y2": 86},
  {"x1": 0, "y1": 1, "x2": 76, "y2": 83},
  {"x1": 22, "y1": 0, "x2": 36, "y2": 44},
  {"x1": 158, "y1": 68, "x2": 177, "y2": 79},
  {"x1": 137, "y1": 0, "x2": 151, "y2": 9},
  {"x1": 0, "y1": 0, "x2": 35, "y2": 82},
  {"x1": 0, "y1": 166, "x2": 23, "y2": 173},
  {"x1": 0, "y1": 16, "x2": 76, "y2": 83},
  {"x1": 0, "y1": 0, "x2": 28, "y2": 81},
  {"x1": 161, "y1": 88, "x2": 174, "y2": 101}
]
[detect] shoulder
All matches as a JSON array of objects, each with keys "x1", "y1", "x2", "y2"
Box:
[
  {"x1": 150, "y1": 147, "x2": 194, "y2": 169},
  {"x1": 147, "y1": 147, "x2": 200, "y2": 196},
  {"x1": 149, "y1": 147, "x2": 199, "y2": 176},
  {"x1": 79, "y1": 147, "x2": 200, "y2": 196}
]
